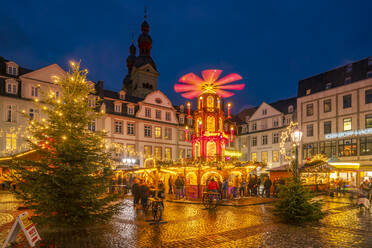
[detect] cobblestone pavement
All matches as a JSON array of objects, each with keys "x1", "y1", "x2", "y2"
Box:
[{"x1": 1, "y1": 192, "x2": 372, "y2": 248}]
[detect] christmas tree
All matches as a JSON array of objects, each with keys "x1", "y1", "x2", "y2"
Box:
[{"x1": 10, "y1": 62, "x2": 120, "y2": 227}]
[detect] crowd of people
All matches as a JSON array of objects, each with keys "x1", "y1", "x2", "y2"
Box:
[{"x1": 131, "y1": 178, "x2": 165, "y2": 210}]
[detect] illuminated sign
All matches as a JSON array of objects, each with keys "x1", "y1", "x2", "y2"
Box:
[
  {"x1": 325, "y1": 128, "x2": 372, "y2": 139},
  {"x1": 224, "y1": 150, "x2": 242, "y2": 157}
]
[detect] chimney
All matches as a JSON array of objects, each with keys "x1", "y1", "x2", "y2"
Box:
[{"x1": 96, "y1": 80, "x2": 104, "y2": 98}]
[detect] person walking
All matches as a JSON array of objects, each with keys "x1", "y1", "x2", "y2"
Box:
[
  {"x1": 232, "y1": 176, "x2": 239, "y2": 198},
  {"x1": 240, "y1": 176, "x2": 246, "y2": 197},
  {"x1": 168, "y1": 176, "x2": 173, "y2": 194},
  {"x1": 132, "y1": 179, "x2": 140, "y2": 207},
  {"x1": 222, "y1": 178, "x2": 228, "y2": 199},
  {"x1": 251, "y1": 175, "x2": 258, "y2": 196},
  {"x1": 139, "y1": 180, "x2": 150, "y2": 210},
  {"x1": 175, "y1": 176, "x2": 183, "y2": 200},
  {"x1": 247, "y1": 175, "x2": 253, "y2": 196},
  {"x1": 263, "y1": 176, "x2": 272, "y2": 198},
  {"x1": 180, "y1": 176, "x2": 185, "y2": 199}
]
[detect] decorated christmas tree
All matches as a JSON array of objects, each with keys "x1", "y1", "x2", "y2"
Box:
[{"x1": 10, "y1": 62, "x2": 120, "y2": 227}]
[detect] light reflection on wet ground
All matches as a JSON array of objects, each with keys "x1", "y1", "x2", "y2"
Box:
[{"x1": 1, "y1": 193, "x2": 372, "y2": 247}]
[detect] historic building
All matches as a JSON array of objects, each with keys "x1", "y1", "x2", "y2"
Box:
[
  {"x1": 297, "y1": 56, "x2": 372, "y2": 182},
  {"x1": 0, "y1": 15, "x2": 192, "y2": 168},
  {"x1": 236, "y1": 97, "x2": 297, "y2": 169}
]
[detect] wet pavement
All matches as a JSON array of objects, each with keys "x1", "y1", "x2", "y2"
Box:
[{"x1": 1, "y1": 192, "x2": 372, "y2": 247}]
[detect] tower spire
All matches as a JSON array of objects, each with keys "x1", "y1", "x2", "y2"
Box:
[{"x1": 144, "y1": 6, "x2": 147, "y2": 20}]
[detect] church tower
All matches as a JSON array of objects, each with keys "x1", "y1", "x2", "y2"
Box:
[{"x1": 122, "y1": 8, "x2": 159, "y2": 98}]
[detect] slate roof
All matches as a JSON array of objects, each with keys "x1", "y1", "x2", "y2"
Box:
[
  {"x1": 270, "y1": 97, "x2": 297, "y2": 115},
  {"x1": 0, "y1": 56, "x2": 33, "y2": 77},
  {"x1": 134, "y1": 56, "x2": 157, "y2": 71}
]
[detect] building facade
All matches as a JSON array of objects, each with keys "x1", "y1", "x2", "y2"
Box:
[
  {"x1": 297, "y1": 57, "x2": 372, "y2": 182},
  {"x1": 0, "y1": 16, "x2": 192, "y2": 167},
  {"x1": 236, "y1": 97, "x2": 296, "y2": 170}
]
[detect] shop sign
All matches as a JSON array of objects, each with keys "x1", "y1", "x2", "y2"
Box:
[
  {"x1": 325, "y1": 128, "x2": 372, "y2": 139},
  {"x1": 2, "y1": 212, "x2": 41, "y2": 248}
]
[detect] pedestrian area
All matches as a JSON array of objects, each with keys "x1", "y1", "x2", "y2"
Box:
[{"x1": 1, "y1": 191, "x2": 372, "y2": 248}]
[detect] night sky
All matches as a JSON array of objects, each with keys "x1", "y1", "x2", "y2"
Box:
[{"x1": 1, "y1": 0, "x2": 372, "y2": 113}]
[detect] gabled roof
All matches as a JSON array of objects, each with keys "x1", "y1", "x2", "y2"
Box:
[
  {"x1": 0, "y1": 56, "x2": 33, "y2": 77},
  {"x1": 270, "y1": 97, "x2": 297, "y2": 115},
  {"x1": 103, "y1": 89, "x2": 143, "y2": 103}
]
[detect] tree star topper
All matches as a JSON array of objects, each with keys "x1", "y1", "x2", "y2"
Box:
[{"x1": 174, "y1": 69, "x2": 245, "y2": 99}]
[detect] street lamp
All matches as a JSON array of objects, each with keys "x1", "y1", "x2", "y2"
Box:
[{"x1": 290, "y1": 128, "x2": 303, "y2": 179}]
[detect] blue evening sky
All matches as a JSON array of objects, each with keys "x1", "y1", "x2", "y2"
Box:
[{"x1": 1, "y1": 0, "x2": 372, "y2": 113}]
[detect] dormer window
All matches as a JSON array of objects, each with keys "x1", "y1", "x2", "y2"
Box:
[
  {"x1": 288, "y1": 105, "x2": 294, "y2": 113},
  {"x1": 6, "y1": 81, "x2": 17, "y2": 94},
  {"x1": 346, "y1": 64, "x2": 352, "y2": 73},
  {"x1": 345, "y1": 77, "x2": 351, "y2": 85},
  {"x1": 115, "y1": 103, "x2": 121, "y2": 113},
  {"x1": 7, "y1": 65, "x2": 18, "y2": 76},
  {"x1": 119, "y1": 91, "x2": 125, "y2": 100},
  {"x1": 262, "y1": 109, "x2": 267, "y2": 115},
  {"x1": 325, "y1": 82, "x2": 332, "y2": 89},
  {"x1": 128, "y1": 106, "x2": 134, "y2": 115},
  {"x1": 179, "y1": 116, "x2": 184, "y2": 124},
  {"x1": 306, "y1": 89, "x2": 311, "y2": 95}
]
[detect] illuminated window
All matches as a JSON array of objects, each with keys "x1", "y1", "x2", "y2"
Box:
[
  {"x1": 164, "y1": 127, "x2": 172, "y2": 140},
  {"x1": 360, "y1": 137, "x2": 372, "y2": 156},
  {"x1": 251, "y1": 152, "x2": 257, "y2": 161},
  {"x1": 303, "y1": 143, "x2": 318, "y2": 160},
  {"x1": 144, "y1": 125, "x2": 151, "y2": 137},
  {"x1": 165, "y1": 147, "x2": 172, "y2": 160},
  {"x1": 366, "y1": 115, "x2": 372, "y2": 128},
  {"x1": 6, "y1": 133, "x2": 17, "y2": 151},
  {"x1": 343, "y1": 118, "x2": 352, "y2": 131},
  {"x1": 324, "y1": 99, "x2": 331, "y2": 113},
  {"x1": 144, "y1": 146, "x2": 152, "y2": 157},
  {"x1": 338, "y1": 139, "x2": 357, "y2": 157},
  {"x1": 114, "y1": 121, "x2": 122, "y2": 133},
  {"x1": 207, "y1": 116, "x2": 215, "y2": 132},
  {"x1": 114, "y1": 143, "x2": 122, "y2": 156},
  {"x1": 126, "y1": 144, "x2": 135, "y2": 156},
  {"x1": 179, "y1": 148, "x2": 185, "y2": 159},
  {"x1": 127, "y1": 123, "x2": 134, "y2": 135},
  {"x1": 207, "y1": 96, "x2": 214, "y2": 110},
  {"x1": 273, "y1": 151, "x2": 279, "y2": 162},
  {"x1": 262, "y1": 152, "x2": 268, "y2": 163},
  {"x1": 155, "y1": 127, "x2": 162, "y2": 138},
  {"x1": 155, "y1": 147, "x2": 162, "y2": 160},
  {"x1": 166, "y1": 112, "x2": 171, "y2": 121},
  {"x1": 320, "y1": 141, "x2": 337, "y2": 158}
]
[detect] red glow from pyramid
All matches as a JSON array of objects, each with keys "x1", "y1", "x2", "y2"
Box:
[{"x1": 174, "y1": 69, "x2": 244, "y2": 99}]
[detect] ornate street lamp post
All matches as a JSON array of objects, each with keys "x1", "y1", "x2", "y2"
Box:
[{"x1": 291, "y1": 128, "x2": 303, "y2": 179}]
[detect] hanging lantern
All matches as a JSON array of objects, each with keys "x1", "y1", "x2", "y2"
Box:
[
  {"x1": 199, "y1": 120, "x2": 202, "y2": 135},
  {"x1": 227, "y1": 103, "x2": 232, "y2": 119},
  {"x1": 230, "y1": 127, "x2": 234, "y2": 142}
]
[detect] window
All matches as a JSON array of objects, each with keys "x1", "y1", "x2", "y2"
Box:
[
  {"x1": 165, "y1": 147, "x2": 172, "y2": 160},
  {"x1": 366, "y1": 115, "x2": 372, "y2": 128},
  {"x1": 273, "y1": 133, "x2": 279, "y2": 144},
  {"x1": 262, "y1": 152, "x2": 268, "y2": 163},
  {"x1": 319, "y1": 141, "x2": 337, "y2": 158},
  {"x1": 252, "y1": 123, "x2": 256, "y2": 131},
  {"x1": 155, "y1": 127, "x2": 162, "y2": 138},
  {"x1": 126, "y1": 144, "x2": 135, "y2": 156},
  {"x1": 144, "y1": 146, "x2": 152, "y2": 158},
  {"x1": 346, "y1": 64, "x2": 352, "y2": 73},
  {"x1": 179, "y1": 148, "x2": 185, "y2": 159},
  {"x1": 365, "y1": 89, "x2": 372, "y2": 104},
  {"x1": 325, "y1": 82, "x2": 332, "y2": 89},
  {"x1": 127, "y1": 123, "x2": 134, "y2": 135},
  {"x1": 306, "y1": 103, "x2": 313, "y2": 116},
  {"x1": 323, "y1": 99, "x2": 331, "y2": 113},
  {"x1": 262, "y1": 109, "x2": 267, "y2": 115},
  {"x1": 251, "y1": 152, "x2": 257, "y2": 161},
  {"x1": 128, "y1": 106, "x2": 134, "y2": 115},
  {"x1": 338, "y1": 139, "x2": 357, "y2": 157},
  {"x1": 252, "y1": 137, "x2": 257, "y2": 146},
  {"x1": 145, "y1": 108, "x2": 151, "y2": 118},
  {"x1": 343, "y1": 118, "x2": 352, "y2": 131},
  {"x1": 164, "y1": 127, "x2": 172, "y2": 140},
  {"x1": 285, "y1": 117, "x2": 291, "y2": 125},
  {"x1": 6, "y1": 82, "x2": 17, "y2": 94},
  {"x1": 345, "y1": 77, "x2": 351, "y2": 84},
  {"x1": 166, "y1": 112, "x2": 171, "y2": 121},
  {"x1": 144, "y1": 125, "x2": 151, "y2": 137},
  {"x1": 261, "y1": 119, "x2": 267, "y2": 129},
  {"x1": 288, "y1": 105, "x2": 294, "y2": 113},
  {"x1": 303, "y1": 143, "x2": 318, "y2": 160},
  {"x1": 273, "y1": 151, "x2": 279, "y2": 162},
  {"x1": 88, "y1": 120, "x2": 96, "y2": 131},
  {"x1": 114, "y1": 121, "x2": 122, "y2": 133},
  {"x1": 343, "y1": 94, "x2": 352, "y2": 109},
  {"x1": 306, "y1": 124, "x2": 313, "y2": 137},
  {"x1": 179, "y1": 130, "x2": 185, "y2": 141},
  {"x1": 360, "y1": 137, "x2": 372, "y2": 156},
  {"x1": 88, "y1": 98, "x2": 95, "y2": 107},
  {"x1": 6, "y1": 133, "x2": 17, "y2": 151},
  {"x1": 324, "y1": 121, "x2": 332, "y2": 135},
  {"x1": 179, "y1": 117, "x2": 184, "y2": 124},
  {"x1": 367, "y1": 71, "x2": 372, "y2": 78},
  {"x1": 154, "y1": 147, "x2": 162, "y2": 160},
  {"x1": 119, "y1": 92, "x2": 125, "y2": 100},
  {"x1": 29, "y1": 108, "x2": 34, "y2": 120},
  {"x1": 6, "y1": 105, "x2": 15, "y2": 122},
  {"x1": 306, "y1": 89, "x2": 311, "y2": 95},
  {"x1": 31, "y1": 86, "x2": 39, "y2": 97},
  {"x1": 7, "y1": 66, "x2": 17, "y2": 75},
  {"x1": 262, "y1": 135, "x2": 268, "y2": 145},
  {"x1": 155, "y1": 110, "x2": 161, "y2": 119},
  {"x1": 273, "y1": 119, "x2": 279, "y2": 127},
  {"x1": 115, "y1": 103, "x2": 121, "y2": 113}
]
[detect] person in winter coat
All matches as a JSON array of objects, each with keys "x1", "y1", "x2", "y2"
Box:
[
  {"x1": 168, "y1": 176, "x2": 173, "y2": 194},
  {"x1": 132, "y1": 179, "x2": 140, "y2": 206},
  {"x1": 207, "y1": 178, "x2": 219, "y2": 193},
  {"x1": 175, "y1": 176, "x2": 183, "y2": 200},
  {"x1": 247, "y1": 175, "x2": 253, "y2": 196},
  {"x1": 139, "y1": 180, "x2": 150, "y2": 209},
  {"x1": 251, "y1": 175, "x2": 258, "y2": 196},
  {"x1": 222, "y1": 178, "x2": 228, "y2": 199},
  {"x1": 263, "y1": 176, "x2": 272, "y2": 198}
]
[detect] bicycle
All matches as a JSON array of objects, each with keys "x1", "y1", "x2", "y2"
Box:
[
  {"x1": 202, "y1": 191, "x2": 220, "y2": 210},
  {"x1": 148, "y1": 197, "x2": 164, "y2": 222}
]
